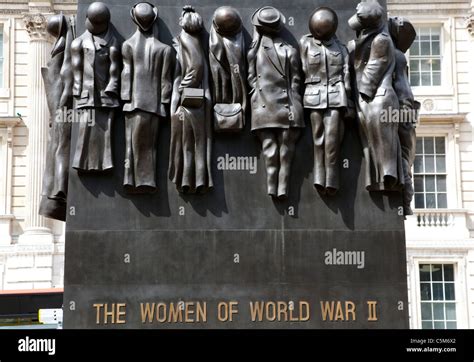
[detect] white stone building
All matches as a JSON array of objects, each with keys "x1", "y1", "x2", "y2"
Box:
[
  {"x1": 0, "y1": 0, "x2": 473, "y2": 329},
  {"x1": 388, "y1": 0, "x2": 474, "y2": 329},
  {"x1": 0, "y1": 1, "x2": 76, "y2": 296}
]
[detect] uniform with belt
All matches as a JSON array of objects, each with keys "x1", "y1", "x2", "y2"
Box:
[{"x1": 300, "y1": 34, "x2": 352, "y2": 194}]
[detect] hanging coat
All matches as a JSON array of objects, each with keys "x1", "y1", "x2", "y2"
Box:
[
  {"x1": 168, "y1": 30, "x2": 213, "y2": 193},
  {"x1": 71, "y1": 27, "x2": 121, "y2": 172},
  {"x1": 39, "y1": 16, "x2": 74, "y2": 222},
  {"x1": 350, "y1": 26, "x2": 404, "y2": 191},
  {"x1": 121, "y1": 29, "x2": 173, "y2": 192},
  {"x1": 209, "y1": 24, "x2": 248, "y2": 114},
  {"x1": 247, "y1": 34, "x2": 305, "y2": 132}
]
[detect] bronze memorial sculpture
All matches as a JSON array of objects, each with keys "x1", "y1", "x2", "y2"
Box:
[
  {"x1": 388, "y1": 16, "x2": 419, "y2": 216},
  {"x1": 71, "y1": 1, "x2": 121, "y2": 173},
  {"x1": 62, "y1": 0, "x2": 415, "y2": 330},
  {"x1": 209, "y1": 6, "x2": 248, "y2": 133},
  {"x1": 39, "y1": 14, "x2": 75, "y2": 222},
  {"x1": 300, "y1": 7, "x2": 353, "y2": 196},
  {"x1": 248, "y1": 6, "x2": 305, "y2": 200},
  {"x1": 169, "y1": 6, "x2": 214, "y2": 194},
  {"x1": 121, "y1": 2, "x2": 173, "y2": 194},
  {"x1": 348, "y1": 0, "x2": 404, "y2": 192}
]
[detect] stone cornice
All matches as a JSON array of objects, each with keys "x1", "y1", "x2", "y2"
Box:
[
  {"x1": 419, "y1": 113, "x2": 467, "y2": 125},
  {"x1": 0, "y1": 117, "x2": 20, "y2": 147},
  {"x1": 407, "y1": 239, "x2": 474, "y2": 250},
  {"x1": 0, "y1": 8, "x2": 76, "y2": 16},
  {"x1": 0, "y1": 243, "x2": 55, "y2": 254},
  {"x1": 0, "y1": 117, "x2": 20, "y2": 127}
]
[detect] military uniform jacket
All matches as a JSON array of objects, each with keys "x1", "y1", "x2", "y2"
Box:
[
  {"x1": 247, "y1": 35, "x2": 304, "y2": 131},
  {"x1": 300, "y1": 35, "x2": 351, "y2": 110},
  {"x1": 71, "y1": 28, "x2": 121, "y2": 109}
]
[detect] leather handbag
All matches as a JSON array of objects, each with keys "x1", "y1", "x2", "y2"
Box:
[
  {"x1": 213, "y1": 103, "x2": 244, "y2": 132},
  {"x1": 181, "y1": 88, "x2": 205, "y2": 108}
]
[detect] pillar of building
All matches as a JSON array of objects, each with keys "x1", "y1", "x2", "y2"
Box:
[{"x1": 18, "y1": 4, "x2": 54, "y2": 245}]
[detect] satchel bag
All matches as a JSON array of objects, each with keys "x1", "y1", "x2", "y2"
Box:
[
  {"x1": 213, "y1": 103, "x2": 244, "y2": 132},
  {"x1": 181, "y1": 88, "x2": 205, "y2": 108}
]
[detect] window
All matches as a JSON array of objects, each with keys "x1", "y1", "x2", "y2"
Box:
[
  {"x1": 0, "y1": 130, "x2": 6, "y2": 215},
  {"x1": 413, "y1": 136, "x2": 447, "y2": 209},
  {"x1": 0, "y1": 119, "x2": 18, "y2": 218},
  {"x1": 419, "y1": 264, "x2": 457, "y2": 329},
  {"x1": 0, "y1": 25, "x2": 3, "y2": 89},
  {"x1": 409, "y1": 27, "x2": 442, "y2": 87}
]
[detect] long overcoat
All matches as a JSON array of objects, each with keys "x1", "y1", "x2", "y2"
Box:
[{"x1": 350, "y1": 26, "x2": 404, "y2": 191}]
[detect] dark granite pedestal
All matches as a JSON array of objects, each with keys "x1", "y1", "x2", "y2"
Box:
[{"x1": 63, "y1": 0, "x2": 409, "y2": 329}]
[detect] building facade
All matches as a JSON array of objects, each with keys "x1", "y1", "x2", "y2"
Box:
[
  {"x1": 388, "y1": 0, "x2": 474, "y2": 329},
  {"x1": 0, "y1": 1, "x2": 75, "y2": 295},
  {"x1": 0, "y1": 0, "x2": 473, "y2": 329}
]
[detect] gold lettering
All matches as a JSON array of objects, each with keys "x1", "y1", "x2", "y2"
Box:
[
  {"x1": 250, "y1": 302, "x2": 264, "y2": 322},
  {"x1": 217, "y1": 302, "x2": 228, "y2": 322},
  {"x1": 156, "y1": 303, "x2": 167, "y2": 323},
  {"x1": 229, "y1": 301, "x2": 238, "y2": 322},
  {"x1": 289, "y1": 303, "x2": 299, "y2": 322},
  {"x1": 300, "y1": 302, "x2": 310, "y2": 322},
  {"x1": 250, "y1": 301, "x2": 309, "y2": 322},
  {"x1": 218, "y1": 302, "x2": 238, "y2": 322},
  {"x1": 140, "y1": 303, "x2": 155, "y2": 323},
  {"x1": 141, "y1": 302, "x2": 207, "y2": 324},
  {"x1": 116, "y1": 303, "x2": 126, "y2": 324},
  {"x1": 367, "y1": 301, "x2": 378, "y2": 321},
  {"x1": 196, "y1": 302, "x2": 207, "y2": 322},
  {"x1": 335, "y1": 302, "x2": 344, "y2": 321},
  {"x1": 185, "y1": 302, "x2": 194, "y2": 323},
  {"x1": 345, "y1": 301, "x2": 356, "y2": 321},
  {"x1": 265, "y1": 302, "x2": 276, "y2": 322},
  {"x1": 320, "y1": 301, "x2": 354, "y2": 322},
  {"x1": 277, "y1": 301, "x2": 288, "y2": 322},
  {"x1": 321, "y1": 301, "x2": 335, "y2": 321},
  {"x1": 93, "y1": 304, "x2": 103, "y2": 325},
  {"x1": 104, "y1": 303, "x2": 115, "y2": 324},
  {"x1": 94, "y1": 303, "x2": 126, "y2": 324},
  {"x1": 168, "y1": 303, "x2": 183, "y2": 323}
]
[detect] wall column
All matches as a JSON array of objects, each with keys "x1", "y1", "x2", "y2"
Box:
[{"x1": 19, "y1": 5, "x2": 54, "y2": 245}]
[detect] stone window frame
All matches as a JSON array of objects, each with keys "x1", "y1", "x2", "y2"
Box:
[
  {"x1": 409, "y1": 254, "x2": 469, "y2": 329},
  {"x1": 418, "y1": 263, "x2": 457, "y2": 329},
  {"x1": 413, "y1": 136, "x2": 448, "y2": 209},
  {"x1": 407, "y1": 17, "x2": 456, "y2": 98},
  {"x1": 0, "y1": 118, "x2": 18, "y2": 246},
  {"x1": 0, "y1": 18, "x2": 12, "y2": 99},
  {"x1": 0, "y1": 118, "x2": 18, "y2": 216},
  {"x1": 409, "y1": 27, "x2": 443, "y2": 87},
  {"x1": 414, "y1": 122, "x2": 462, "y2": 210}
]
